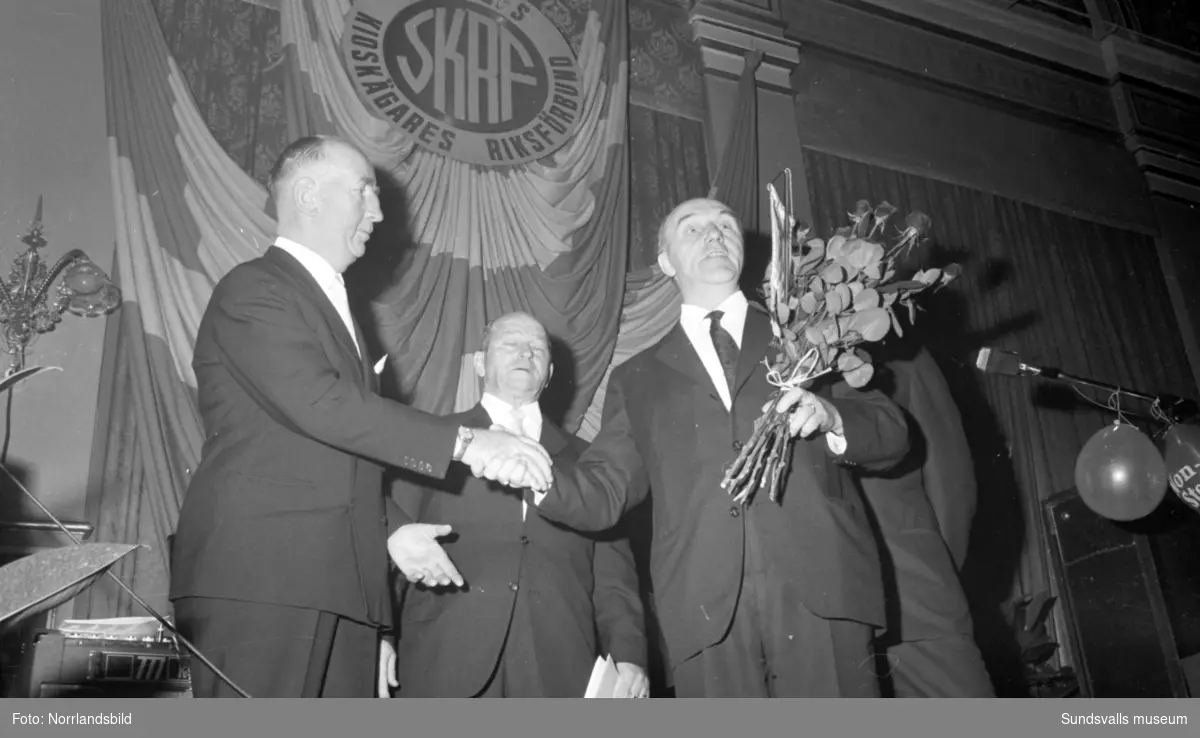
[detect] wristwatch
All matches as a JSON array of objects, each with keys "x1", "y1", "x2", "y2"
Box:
[{"x1": 453, "y1": 426, "x2": 475, "y2": 460}]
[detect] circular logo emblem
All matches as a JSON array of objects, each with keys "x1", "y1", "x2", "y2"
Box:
[{"x1": 343, "y1": 0, "x2": 584, "y2": 166}]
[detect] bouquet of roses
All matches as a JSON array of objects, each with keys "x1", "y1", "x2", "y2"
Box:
[{"x1": 719, "y1": 181, "x2": 959, "y2": 506}]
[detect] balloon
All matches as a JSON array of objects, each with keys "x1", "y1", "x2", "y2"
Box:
[
  {"x1": 1163, "y1": 423, "x2": 1200, "y2": 513},
  {"x1": 1074, "y1": 422, "x2": 1168, "y2": 521}
]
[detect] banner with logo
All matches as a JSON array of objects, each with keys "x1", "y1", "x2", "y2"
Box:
[
  {"x1": 281, "y1": 0, "x2": 628, "y2": 429},
  {"x1": 343, "y1": 0, "x2": 586, "y2": 166}
]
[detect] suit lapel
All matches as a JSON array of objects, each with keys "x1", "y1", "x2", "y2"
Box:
[
  {"x1": 732, "y1": 305, "x2": 775, "y2": 402},
  {"x1": 265, "y1": 246, "x2": 362, "y2": 375},
  {"x1": 651, "y1": 298, "x2": 775, "y2": 405},
  {"x1": 653, "y1": 324, "x2": 721, "y2": 401}
]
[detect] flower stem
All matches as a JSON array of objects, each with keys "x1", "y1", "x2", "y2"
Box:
[{"x1": 726, "y1": 403, "x2": 792, "y2": 506}]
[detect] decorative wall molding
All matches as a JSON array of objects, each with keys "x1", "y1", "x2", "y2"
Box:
[
  {"x1": 841, "y1": 1, "x2": 1200, "y2": 106},
  {"x1": 690, "y1": 0, "x2": 787, "y2": 37},
  {"x1": 1100, "y1": 37, "x2": 1200, "y2": 204},
  {"x1": 1111, "y1": 87, "x2": 1200, "y2": 155},
  {"x1": 1100, "y1": 35, "x2": 1200, "y2": 101},
  {"x1": 830, "y1": 0, "x2": 1106, "y2": 75},
  {"x1": 784, "y1": 0, "x2": 1117, "y2": 132},
  {"x1": 690, "y1": 0, "x2": 799, "y2": 90}
]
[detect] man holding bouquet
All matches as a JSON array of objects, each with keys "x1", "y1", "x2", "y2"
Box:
[{"x1": 506, "y1": 198, "x2": 911, "y2": 697}]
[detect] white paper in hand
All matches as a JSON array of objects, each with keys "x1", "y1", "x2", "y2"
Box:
[{"x1": 584, "y1": 654, "x2": 620, "y2": 698}]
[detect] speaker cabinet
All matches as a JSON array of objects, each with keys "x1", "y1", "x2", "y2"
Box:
[{"x1": 1042, "y1": 488, "x2": 1189, "y2": 697}]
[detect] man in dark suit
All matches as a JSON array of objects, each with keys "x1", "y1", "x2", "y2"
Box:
[
  {"x1": 858, "y1": 343, "x2": 994, "y2": 697},
  {"x1": 507, "y1": 198, "x2": 911, "y2": 697},
  {"x1": 169, "y1": 136, "x2": 553, "y2": 699},
  {"x1": 391, "y1": 312, "x2": 648, "y2": 698}
]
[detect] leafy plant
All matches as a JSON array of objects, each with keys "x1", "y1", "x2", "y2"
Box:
[{"x1": 720, "y1": 190, "x2": 958, "y2": 506}]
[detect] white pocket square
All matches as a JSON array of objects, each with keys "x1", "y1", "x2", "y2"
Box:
[{"x1": 374, "y1": 356, "x2": 387, "y2": 375}]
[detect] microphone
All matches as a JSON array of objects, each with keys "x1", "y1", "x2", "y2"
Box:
[
  {"x1": 974, "y1": 346, "x2": 1200, "y2": 424},
  {"x1": 974, "y1": 347, "x2": 1060, "y2": 379}
]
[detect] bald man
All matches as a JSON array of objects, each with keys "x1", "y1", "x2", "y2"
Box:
[{"x1": 170, "y1": 135, "x2": 552, "y2": 698}]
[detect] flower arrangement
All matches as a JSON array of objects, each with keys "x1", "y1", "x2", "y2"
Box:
[{"x1": 720, "y1": 176, "x2": 959, "y2": 506}]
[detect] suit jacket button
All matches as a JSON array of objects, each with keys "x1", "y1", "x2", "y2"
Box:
[
  {"x1": 732, "y1": 440, "x2": 743, "y2": 451},
  {"x1": 509, "y1": 582, "x2": 519, "y2": 592},
  {"x1": 519, "y1": 535, "x2": 530, "y2": 544},
  {"x1": 729, "y1": 506, "x2": 740, "y2": 517}
]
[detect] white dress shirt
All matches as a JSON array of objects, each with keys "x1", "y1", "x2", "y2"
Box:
[
  {"x1": 678, "y1": 291, "x2": 846, "y2": 454},
  {"x1": 273, "y1": 236, "x2": 360, "y2": 357},
  {"x1": 480, "y1": 392, "x2": 546, "y2": 519},
  {"x1": 679, "y1": 291, "x2": 749, "y2": 409}
]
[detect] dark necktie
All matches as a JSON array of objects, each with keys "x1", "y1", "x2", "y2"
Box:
[{"x1": 707, "y1": 310, "x2": 739, "y2": 394}]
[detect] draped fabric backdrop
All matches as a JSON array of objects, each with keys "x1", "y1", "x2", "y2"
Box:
[{"x1": 802, "y1": 148, "x2": 1196, "y2": 668}]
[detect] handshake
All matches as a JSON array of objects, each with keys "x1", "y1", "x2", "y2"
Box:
[{"x1": 457, "y1": 425, "x2": 553, "y2": 492}]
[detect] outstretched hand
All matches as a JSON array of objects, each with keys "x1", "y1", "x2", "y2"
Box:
[
  {"x1": 387, "y1": 523, "x2": 463, "y2": 588},
  {"x1": 461, "y1": 426, "x2": 553, "y2": 491}
]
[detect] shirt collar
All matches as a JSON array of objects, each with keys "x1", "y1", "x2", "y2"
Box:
[
  {"x1": 480, "y1": 393, "x2": 541, "y2": 425},
  {"x1": 274, "y1": 236, "x2": 343, "y2": 291},
  {"x1": 679, "y1": 290, "x2": 748, "y2": 344}
]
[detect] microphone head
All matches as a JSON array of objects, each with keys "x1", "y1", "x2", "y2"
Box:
[{"x1": 975, "y1": 347, "x2": 1025, "y2": 376}]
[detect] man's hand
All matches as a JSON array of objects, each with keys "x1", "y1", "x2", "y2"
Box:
[
  {"x1": 377, "y1": 638, "x2": 398, "y2": 698},
  {"x1": 613, "y1": 662, "x2": 649, "y2": 699},
  {"x1": 461, "y1": 426, "x2": 553, "y2": 491},
  {"x1": 387, "y1": 523, "x2": 463, "y2": 588},
  {"x1": 771, "y1": 387, "x2": 844, "y2": 439}
]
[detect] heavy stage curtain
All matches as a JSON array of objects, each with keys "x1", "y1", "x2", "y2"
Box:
[
  {"x1": 80, "y1": 0, "x2": 630, "y2": 617},
  {"x1": 801, "y1": 148, "x2": 1196, "y2": 614}
]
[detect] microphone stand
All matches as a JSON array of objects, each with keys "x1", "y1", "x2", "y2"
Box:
[{"x1": 1026, "y1": 366, "x2": 1199, "y2": 425}]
